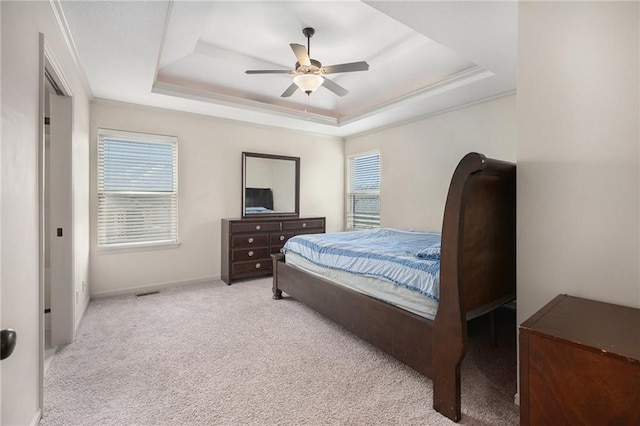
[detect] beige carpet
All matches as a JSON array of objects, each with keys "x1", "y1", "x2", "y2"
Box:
[{"x1": 42, "y1": 278, "x2": 518, "y2": 425}]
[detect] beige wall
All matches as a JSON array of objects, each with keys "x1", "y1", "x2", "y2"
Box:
[
  {"x1": 346, "y1": 94, "x2": 517, "y2": 232},
  {"x1": 90, "y1": 100, "x2": 344, "y2": 296},
  {"x1": 517, "y1": 2, "x2": 640, "y2": 327},
  {"x1": 1, "y1": 1, "x2": 91, "y2": 424}
]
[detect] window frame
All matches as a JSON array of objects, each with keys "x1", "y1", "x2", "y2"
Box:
[
  {"x1": 96, "y1": 128, "x2": 179, "y2": 251},
  {"x1": 345, "y1": 150, "x2": 381, "y2": 230}
]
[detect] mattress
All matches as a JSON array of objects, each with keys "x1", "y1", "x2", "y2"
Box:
[
  {"x1": 284, "y1": 251, "x2": 439, "y2": 320},
  {"x1": 282, "y1": 228, "x2": 442, "y2": 301}
]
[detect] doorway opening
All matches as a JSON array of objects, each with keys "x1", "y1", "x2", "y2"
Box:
[{"x1": 39, "y1": 35, "x2": 75, "y2": 414}]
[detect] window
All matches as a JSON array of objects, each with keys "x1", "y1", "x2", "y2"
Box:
[
  {"x1": 346, "y1": 151, "x2": 380, "y2": 230},
  {"x1": 97, "y1": 129, "x2": 178, "y2": 248}
]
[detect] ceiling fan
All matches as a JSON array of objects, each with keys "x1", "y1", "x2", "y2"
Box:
[{"x1": 245, "y1": 27, "x2": 369, "y2": 98}]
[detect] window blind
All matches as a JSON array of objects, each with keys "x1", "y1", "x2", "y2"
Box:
[
  {"x1": 97, "y1": 130, "x2": 178, "y2": 248},
  {"x1": 347, "y1": 152, "x2": 380, "y2": 230}
]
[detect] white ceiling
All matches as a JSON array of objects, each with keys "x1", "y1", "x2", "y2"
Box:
[{"x1": 59, "y1": 1, "x2": 517, "y2": 137}]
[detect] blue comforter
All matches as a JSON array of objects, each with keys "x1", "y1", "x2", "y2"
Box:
[{"x1": 282, "y1": 228, "x2": 442, "y2": 301}]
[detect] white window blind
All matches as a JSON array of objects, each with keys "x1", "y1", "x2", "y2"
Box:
[
  {"x1": 347, "y1": 151, "x2": 380, "y2": 230},
  {"x1": 97, "y1": 129, "x2": 178, "y2": 248}
]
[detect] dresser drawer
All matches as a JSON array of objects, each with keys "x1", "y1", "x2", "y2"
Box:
[
  {"x1": 231, "y1": 234, "x2": 269, "y2": 248},
  {"x1": 282, "y1": 219, "x2": 324, "y2": 231},
  {"x1": 231, "y1": 221, "x2": 280, "y2": 233},
  {"x1": 270, "y1": 232, "x2": 294, "y2": 245},
  {"x1": 232, "y1": 259, "x2": 273, "y2": 275},
  {"x1": 222, "y1": 217, "x2": 325, "y2": 285},
  {"x1": 232, "y1": 247, "x2": 269, "y2": 262}
]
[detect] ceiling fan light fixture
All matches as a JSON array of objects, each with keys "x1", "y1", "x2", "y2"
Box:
[
  {"x1": 246, "y1": 27, "x2": 368, "y2": 98},
  {"x1": 293, "y1": 74, "x2": 323, "y2": 95}
]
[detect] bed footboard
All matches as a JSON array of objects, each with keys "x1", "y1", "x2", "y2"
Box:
[{"x1": 272, "y1": 253, "x2": 434, "y2": 377}]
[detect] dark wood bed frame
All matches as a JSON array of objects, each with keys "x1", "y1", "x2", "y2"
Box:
[{"x1": 271, "y1": 152, "x2": 516, "y2": 422}]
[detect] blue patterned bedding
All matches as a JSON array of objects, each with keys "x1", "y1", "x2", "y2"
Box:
[
  {"x1": 282, "y1": 228, "x2": 442, "y2": 301},
  {"x1": 245, "y1": 206, "x2": 275, "y2": 214}
]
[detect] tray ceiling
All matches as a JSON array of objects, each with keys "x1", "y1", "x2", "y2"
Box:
[{"x1": 59, "y1": 1, "x2": 517, "y2": 137}]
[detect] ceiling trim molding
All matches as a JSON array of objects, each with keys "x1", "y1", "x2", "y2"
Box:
[
  {"x1": 48, "y1": 0, "x2": 93, "y2": 98},
  {"x1": 152, "y1": 65, "x2": 494, "y2": 132},
  {"x1": 345, "y1": 90, "x2": 516, "y2": 140},
  {"x1": 151, "y1": 80, "x2": 339, "y2": 126},
  {"x1": 338, "y1": 66, "x2": 493, "y2": 126},
  {"x1": 90, "y1": 97, "x2": 344, "y2": 141},
  {"x1": 152, "y1": 0, "x2": 174, "y2": 86},
  {"x1": 43, "y1": 38, "x2": 73, "y2": 97}
]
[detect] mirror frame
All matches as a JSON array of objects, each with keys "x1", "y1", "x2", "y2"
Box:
[{"x1": 242, "y1": 152, "x2": 300, "y2": 219}]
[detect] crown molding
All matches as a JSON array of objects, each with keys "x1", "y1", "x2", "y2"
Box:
[
  {"x1": 345, "y1": 90, "x2": 516, "y2": 140},
  {"x1": 338, "y1": 66, "x2": 493, "y2": 127},
  {"x1": 151, "y1": 65, "x2": 494, "y2": 135},
  {"x1": 151, "y1": 80, "x2": 338, "y2": 127},
  {"x1": 49, "y1": 0, "x2": 94, "y2": 98},
  {"x1": 90, "y1": 98, "x2": 344, "y2": 140}
]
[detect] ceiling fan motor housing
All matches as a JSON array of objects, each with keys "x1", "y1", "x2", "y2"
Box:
[{"x1": 295, "y1": 59, "x2": 323, "y2": 75}]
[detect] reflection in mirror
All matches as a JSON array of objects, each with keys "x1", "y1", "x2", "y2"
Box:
[{"x1": 242, "y1": 152, "x2": 299, "y2": 217}]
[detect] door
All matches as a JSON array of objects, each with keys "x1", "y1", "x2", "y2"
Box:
[
  {"x1": 48, "y1": 93, "x2": 74, "y2": 347},
  {"x1": 1, "y1": 31, "x2": 45, "y2": 426}
]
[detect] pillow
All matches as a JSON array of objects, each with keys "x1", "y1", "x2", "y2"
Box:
[{"x1": 415, "y1": 243, "x2": 441, "y2": 261}]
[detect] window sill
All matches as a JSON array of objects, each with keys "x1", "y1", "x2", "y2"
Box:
[{"x1": 97, "y1": 241, "x2": 180, "y2": 254}]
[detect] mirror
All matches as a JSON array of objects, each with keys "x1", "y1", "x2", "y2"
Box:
[{"x1": 242, "y1": 152, "x2": 300, "y2": 218}]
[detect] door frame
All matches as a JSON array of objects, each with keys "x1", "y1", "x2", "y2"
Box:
[{"x1": 38, "y1": 33, "x2": 75, "y2": 414}]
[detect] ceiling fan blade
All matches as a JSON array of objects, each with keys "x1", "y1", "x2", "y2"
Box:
[
  {"x1": 245, "y1": 69, "x2": 293, "y2": 74},
  {"x1": 290, "y1": 43, "x2": 311, "y2": 66},
  {"x1": 321, "y1": 77, "x2": 349, "y2": 97},
  {"x1": 322, "y1": 61, "x2": 369, "y2": 74},
  {"x1": 281, "y1": 82, "x2": 298, "y2": 98}
]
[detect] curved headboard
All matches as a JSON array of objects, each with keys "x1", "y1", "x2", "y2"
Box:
[
  {"x1": 439, "y1": 152, "x2": 516, "y2": 318},
  {"x1": 432, "y1": 151, "x2": 515, "y2": 423}
]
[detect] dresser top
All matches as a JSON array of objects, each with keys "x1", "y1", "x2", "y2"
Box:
[
  {"x1": 521, "y1": 294, "x2": 640, "y2": 362},
  {"x1": 223, "y1": 216, "x2": 324, "y2": 222}
]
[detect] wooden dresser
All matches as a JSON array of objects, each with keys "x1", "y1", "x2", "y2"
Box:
[
  {"x1": 519, "y1": 294, "x2": 640, "y2": 425},
  {"x1": 221, "y1": 217, "x2": 325, "y2": 284}
]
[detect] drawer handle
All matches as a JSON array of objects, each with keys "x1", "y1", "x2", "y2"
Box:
[
  {"x1": 279, "y1": 235, "x2": 285, "y2": 241},
  {"x1": 248, "y1": 237, "x2": 254, "y2": 244},
  {"x1": 302, "y1": 223, "x2": 307, "y2": 228},
  {"x1": 256, "y1": 225, "x2": 261, "y2": 230},
  {"x1": 248, "y1": 251, "x2": 254, "y2": 257},
  {"x1": 255, "y1": 263, "x2": 261, "y2": 269}
]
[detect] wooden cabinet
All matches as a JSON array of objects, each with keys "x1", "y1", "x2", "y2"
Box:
[
  {"x1": 519, "y1": 294, "x2": 640, "y2": 425},
  {"x1": 221, "y1": 217, "x2": 325, "y2": 284}
]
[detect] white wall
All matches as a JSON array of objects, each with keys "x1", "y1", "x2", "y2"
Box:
[
  {"x1": 90, "y1": 100, "x2": 344, "y2": 296},
  {"x1": 73, "y1": 83, "x2": 91, "y2": 329},
  {"x1": 517, "y1": 2, "x2": 640, "y2": 326},
  {"x1": 1, "y1": 1, "x2": 91, "y2": 424},
  {"x1": 346, "y1": 94, "x2": 517, "y2": 232}
]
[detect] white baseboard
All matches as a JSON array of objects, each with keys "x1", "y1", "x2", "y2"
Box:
[
  {"x1": 91, "y1": 275, "x2": 221, "y2": 298},
  {"x1": 31, "y1": 408, "x2": 42, "y2": 426},
  {"x1": 74, "y1": 294, "x2": 90, "y2": 335},
  {"x1": 514, "y1": 392, "x2": 520, "y2": 406}
]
